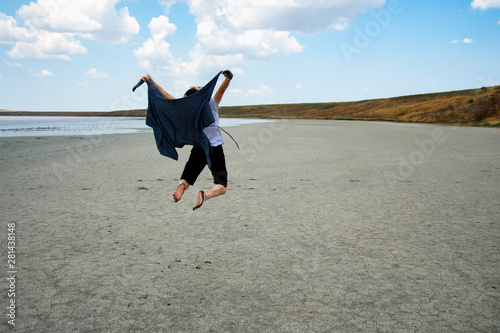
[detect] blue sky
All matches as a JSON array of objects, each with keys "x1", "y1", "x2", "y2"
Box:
[{"x1": 0, "y1": 0, "x2": 499, "y2": 111}]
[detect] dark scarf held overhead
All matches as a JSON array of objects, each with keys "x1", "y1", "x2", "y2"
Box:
[{"x1": 132, "y1": 72, "x2": 224, "y2": 167}]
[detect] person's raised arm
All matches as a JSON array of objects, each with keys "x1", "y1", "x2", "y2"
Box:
[
  {"x1": 142, "y1": 74, "x2": 176, "y2": 100},
  {"x1": 213, "y1": 70, "x2": 232, "y2": 105}
]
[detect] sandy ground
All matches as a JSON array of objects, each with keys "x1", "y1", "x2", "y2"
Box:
[{"x1": 1, "y1": 119, "x2": 499, "y2": 332}]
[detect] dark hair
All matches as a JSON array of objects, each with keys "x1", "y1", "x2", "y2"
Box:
[{"x1": 184, "y1": 86, "x2": 200, "y2": 97}]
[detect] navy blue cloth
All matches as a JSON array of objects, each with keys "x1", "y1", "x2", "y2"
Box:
[{"x1": 134, "y1": 73, "x2": 222, "y2": 167}]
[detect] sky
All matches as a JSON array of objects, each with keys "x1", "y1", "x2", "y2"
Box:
[{"x1": 0, "y1": 0, "x2": 499, "y2": 111}]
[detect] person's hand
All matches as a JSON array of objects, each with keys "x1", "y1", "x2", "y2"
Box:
[
  {"x1": 222, "y1": 70, "x2": 233, "y2": 80},
  {"x1": 142, "y1": 74, "x2": 152, "y2": 82}
]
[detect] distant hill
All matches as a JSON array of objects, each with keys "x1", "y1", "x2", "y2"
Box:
[
  {"x1": 1, "y1": 86, "x2": 499, "y2": 126},
  {"x1": 220, "y1": 85, "x2": 500, "y2": 126}
]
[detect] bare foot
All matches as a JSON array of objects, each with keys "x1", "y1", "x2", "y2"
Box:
[
  {"x1": 192, "y1": 191, "x2": 206, "y2": 210},
  {"x1": 173, "y1": 183, "x2": 185, "y2": 203}
]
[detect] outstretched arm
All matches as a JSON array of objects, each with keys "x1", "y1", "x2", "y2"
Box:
[
  {"x1": 142, "y1": 74, "x2": 176, "y2": 100},
  {"x1": 213, "y1": 70, "x2": 232, "y2": 105}
]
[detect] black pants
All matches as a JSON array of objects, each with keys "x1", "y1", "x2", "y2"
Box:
[{"x1": 181, "y1": 145, "x2": 228, "y2": 187}]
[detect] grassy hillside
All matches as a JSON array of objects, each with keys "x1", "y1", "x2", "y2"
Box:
[
  {"x1": 1, "y1": 86, "x2": 499, "y2": 126},
  {"x1": 220, "y1": 85, "x2": 500, "y2": 126}
]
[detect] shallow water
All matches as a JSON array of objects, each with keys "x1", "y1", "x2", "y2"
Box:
[{"x1": 0, "y1": 116, "x2": 272, "y2": 137}]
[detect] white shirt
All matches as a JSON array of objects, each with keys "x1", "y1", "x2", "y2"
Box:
[{"x1": 203, "y1": 98, "x2": 224, "y2": 147}]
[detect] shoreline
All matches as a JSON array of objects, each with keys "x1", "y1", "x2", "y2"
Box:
[
  {"x1": 1, "y1": 113, "x2": 498, "y2": 128},
  {"x1": 0, "y1": 116, "x2": 274, "y2": 138}
]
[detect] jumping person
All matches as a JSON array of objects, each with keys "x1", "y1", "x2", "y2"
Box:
[{"x1": 141, "y1": 71, "x2": 233, "y2": 210}]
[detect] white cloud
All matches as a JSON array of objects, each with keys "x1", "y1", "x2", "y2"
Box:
[
  {"x1": 181, "y1": 0, "x2": 383, "y2": 65},
  {"x1": 452, "y1": 38, "x2": 475, "y2": 44},
  {"x1": 134, "y1": 15, "x2": 244, "y2": 90},
  {"x1": 332, "y1": 20, "x2": 351, "y2": 31},
  {"x1": 296, "y1": 84, "x2": 303, "y2": 90},
  {"x1": 3, "y1": 60, "x2": 23, "y2": 67},
  {"x1": 137, "y1": 0, "x2": 385, "y2": 94},
  {"x1": 77, "y1": 80, "x2": 90, "y2": 87},
  {"x1": 167, "y1": 45, "x2": 245, "y2": 91},
  {"x1": 86, "y1": 68, "x2": 108, "y2": 78},
  {"x1": 195, "y1": 18, "x2": 303, "y2": 60},
  {"x1": 134, "y1": 16, "x2": 177, "y2": 69},
  {"x1": 149, "y1": 15, "x2": 176, "y2": 40},
  {"x1": 471, "y1": 0, "x2": 500, "y2": 10},
  {"x1": 7, "y1": 30, "x2": 87, "y2": 61},
  {"x1": 0, "y1": 13, "x2": 29, "y2": 43},
  {"x1": 17, "y1": 1, "x2": 102, "y2": 32},
  {"x1": 158, "y1": 0, "x2": 177, "y2": 11},
  {"x1": 41, "y1": 69, "x2": 53, "y2": 76},
  {"x1": 134, "y1": 37, "x2": 174, "y2": 69},
  {"x1": 248, "y1": 85, "x2": 272, "y2": 96},
  {"x1": 30, "y1": 68, "x2": 54, "y2": 76},
  {"x1": 187, "y1": 0, "x2": 385, "y2": 35},
  {"x1": 1, "y1": 0, "x2": 139, "y2": 61},
  {"x1": 191, "y1": 1, "x2": 383, "y2": 59},
  {"x1": 0, "y1": 75, "x2": 3, "y2": 79},
  {"x1": 17, "y1": 0, "x2": 140, "y2": 44}
]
